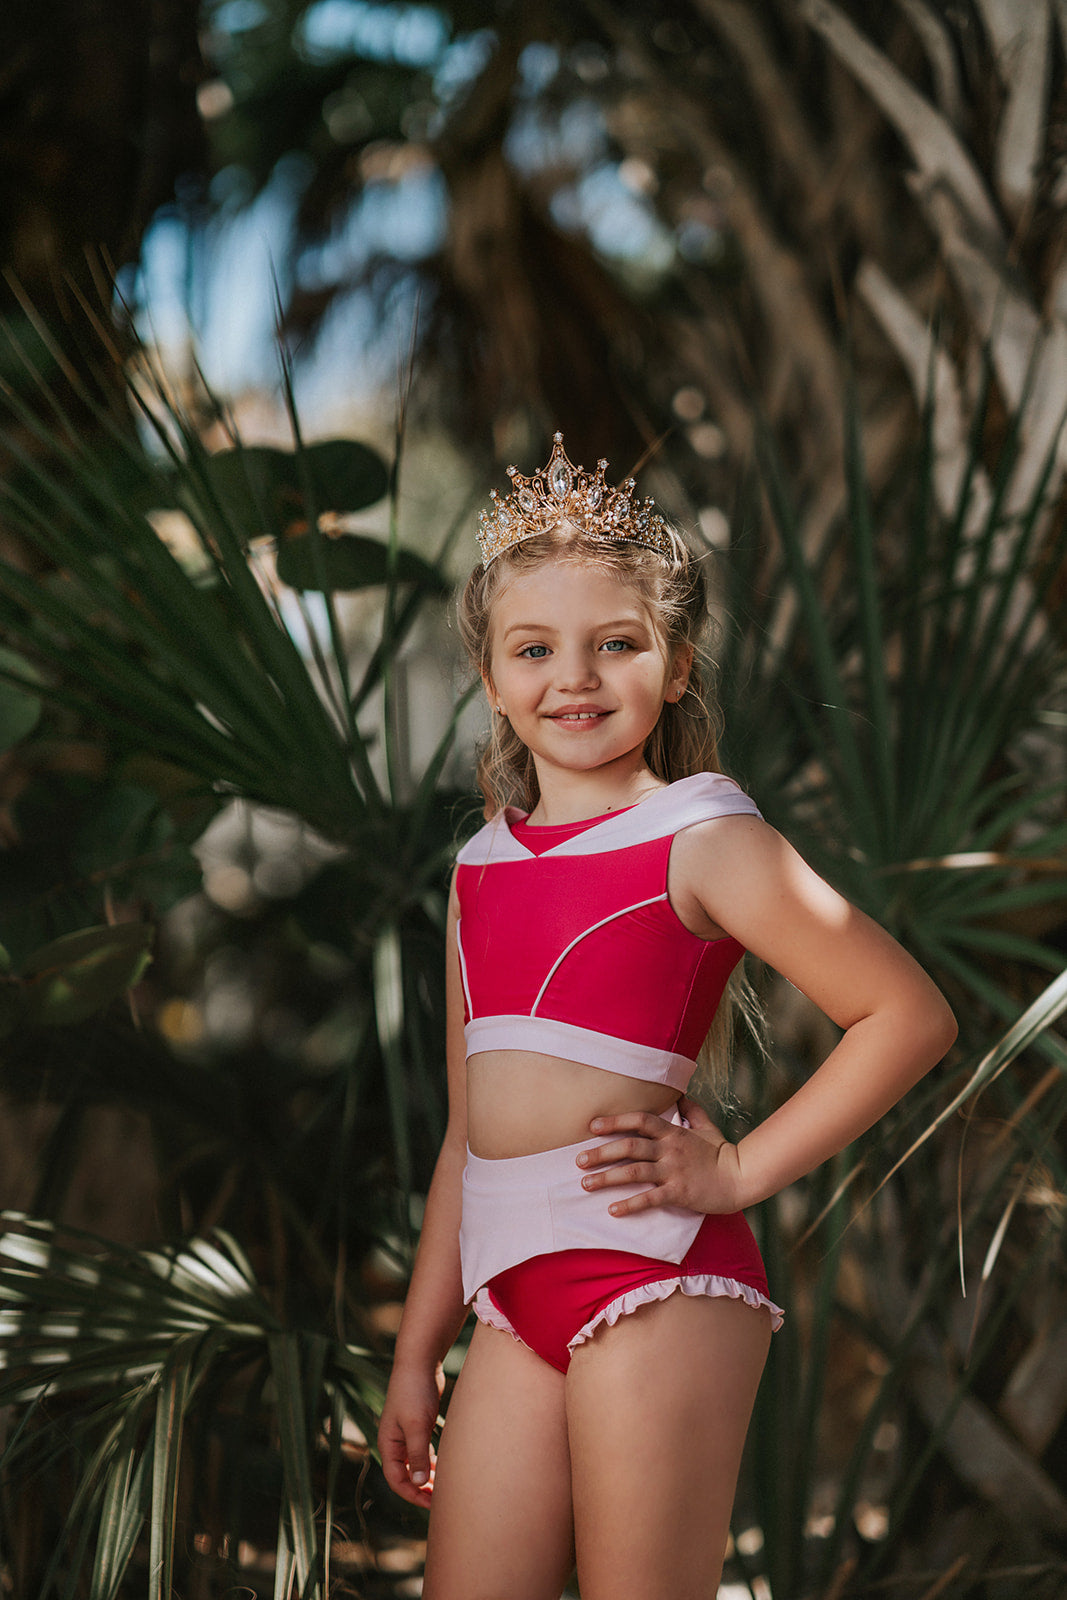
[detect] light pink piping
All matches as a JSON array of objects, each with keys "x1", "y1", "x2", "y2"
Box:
[
  {"x1": 454, "y1": 918, "x2": 473, "y2": 1014},
  {"x1": 530, "y1": 893, "x2": 668, "y2": 1014}
]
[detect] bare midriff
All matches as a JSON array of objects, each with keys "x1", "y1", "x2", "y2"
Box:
[{"x1": 466, "y1": 1050, "x2": 680, "y2": 1159}]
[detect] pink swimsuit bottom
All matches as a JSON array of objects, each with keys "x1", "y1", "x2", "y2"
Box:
[
  {"x1": 475, "y1": 1211, "x2": 780, "y2": 1374},
  {"x1": 462, "y1": 1122, "x2": 784, "y2": 1374}
]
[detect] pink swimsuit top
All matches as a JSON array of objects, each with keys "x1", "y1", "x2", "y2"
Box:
[{"x1": 454, "y1": 772, "x2": 761, "y2": 1088}]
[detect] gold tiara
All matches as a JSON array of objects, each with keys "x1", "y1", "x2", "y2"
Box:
[{"x1": 477, "y1": 432, "x2": 675, "y2": 566}]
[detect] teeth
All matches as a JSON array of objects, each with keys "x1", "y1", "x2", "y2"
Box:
[{"x1": 558, "y1": 712, "x2": 600, "y2": 720}]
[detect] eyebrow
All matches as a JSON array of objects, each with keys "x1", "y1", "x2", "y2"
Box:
[{"x1": 501, "y1": 616, "x2": 649, "y2": 640}]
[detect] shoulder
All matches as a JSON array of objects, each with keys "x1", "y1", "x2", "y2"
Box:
[
  {"x1": 671, "y1": 807, "x2": 777, "y2": 871},
  {"x1": 671, "y1": 811, "x2": 859, "y2": 961},
  {"x1": 664, "y1": 771, "x2": 762, "y2": 828},
  {"x1": 667, "y1": 773, "x2": 790, "y2": 876},
  {"x1": 668, "y1": 803, "x2": 777, "y2": 939}
]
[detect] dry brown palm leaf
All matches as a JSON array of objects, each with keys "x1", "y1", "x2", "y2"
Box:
[
  {"x1": 974, "y1": 0, "x2": 1053, "y2": 219},
  {"x1": 896, "y1": 0, "x2": 964, "y2": 126},
  {"x1": 855, "y1": 258, "x2": 993, "y2": 534},
  {"x1": 999, "y1": 1303, "x2": 1067, "y2": 1455},
  {"x1": 907, "y1": 1332, "x2": 1067, "y2": 1533},
  {"x1": 800, "y1": 0, "x2": 1003, "y2": 239},
  {"x1": 804, "y1": 0, "x2": 1067, "y2": 526}
]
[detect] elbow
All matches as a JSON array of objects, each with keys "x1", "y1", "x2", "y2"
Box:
[
  {"x1": 923, "y1": 992, "x2": 958, "y2": 1064},
  {"x1": 940, "y1": 1007, "x2": 959, "y2": 1057},
  {"x1": 890, "y1": 983, "x2": 957, "y2": 1080}
]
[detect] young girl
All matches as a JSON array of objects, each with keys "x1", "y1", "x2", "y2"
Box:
[{"x1": 377, "y1": 435, "x2": 956, "y2": 1600}]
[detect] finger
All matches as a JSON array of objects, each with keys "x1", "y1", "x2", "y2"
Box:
[
  {"x1": 678, "y1": 1094, "x2": 716, "y2": 1129},
  {"x1": 588, "y1": 1110, "x2": 669, "y2": 1139},
  {"x1": 408, "y1": 1452, "x2": 432, "y2": 1490},
  {"x1": 606, "y1": 1185, "x2": 669, "y2": 1217},
  {"x1": 380, "y1": 1435, "x2": 413, "y2": 1490},
  {"x1": 381, "y1": 1445, "x2": 417, "y2": 1499},
  {"x1": 380, "y1": 1426, "x2": 434, "y2": 1502},
  {"x1": 577, "y1": 1136, "x2": 658, "y2": 1171},
  {"x1": 582, "y1": 1159, "x2": 660, "y2": 1191},
  {"x1": 388, "y1": 1465, "x2": 435, "y2": 1504},
  {"x1": 384, "y1": 1461, "x2": 432, "y2": 1506}
]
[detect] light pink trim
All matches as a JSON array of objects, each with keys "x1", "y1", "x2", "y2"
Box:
[
  {"x1": 567, "y1": 1274, "x2": 785, "y2": 1354},
  {"x1": 459, "y1": 1113, "x2": 700, "y2": 1301},
  {"x1": 454, "y1": 773, "x2": 761, "y2": 865},
  {"x1": 463, "y1": 1016, "x2": 693, "y2": 1088},
  {"x1": 531, "y1": 892, "x2": 667, "y2": 1012},
  {"x1": 456, "y1": 810, "x2": 523, "y2": 864},
  {"x1": 551, "y1": 777, "x2": 759, "y2": 856}
]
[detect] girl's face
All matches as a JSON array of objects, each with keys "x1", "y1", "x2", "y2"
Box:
[{"x1": 484, "y1": 557, "x2": 691, "y2": 791}]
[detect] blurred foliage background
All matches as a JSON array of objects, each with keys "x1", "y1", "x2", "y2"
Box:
[{"x1": 0, "y1": 1, "x2": 1065, "y2": 1596}]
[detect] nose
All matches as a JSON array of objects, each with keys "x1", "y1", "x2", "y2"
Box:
[{"x1": 554, "y1": 644, "x2": 600, "y2": 691}]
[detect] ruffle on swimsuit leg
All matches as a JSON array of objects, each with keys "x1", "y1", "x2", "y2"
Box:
[
  {"x1": 471, "y1": 1285, "x2": 529, "y2": 1349},
  {"x1": 566, "y1": 1272, "x2": 785, "y2": 1357}
]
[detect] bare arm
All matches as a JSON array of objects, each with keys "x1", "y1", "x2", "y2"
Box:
[
  {"x1": 578, "y1": 816, "x2": 957, "y2": 1215},
  {"x1": 377, "y1": 878, "x2": 469, "y2": 1505}
]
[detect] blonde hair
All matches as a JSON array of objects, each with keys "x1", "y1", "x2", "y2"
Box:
[{"x1": 457, "y1": 520, "x2": 757, "y2": 1102}]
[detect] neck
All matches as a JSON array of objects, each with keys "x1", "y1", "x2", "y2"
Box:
[{"x1": 526, "y1": 758, "x2": 663, "y2": 826}]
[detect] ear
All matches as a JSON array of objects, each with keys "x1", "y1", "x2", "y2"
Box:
[
  {"x1": 666, "y1": 644, "x2": 694, "y2": 702},
  {"x1": 482, "y1": 670, "x2": 502, "y2": 716}
]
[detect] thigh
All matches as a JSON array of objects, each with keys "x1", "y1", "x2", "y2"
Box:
[
  {"x1": 566, "y1": 1293, "x2": 771, "y2": 1600},
  {"x1": 423, "y1": 1321, "x2": 576, "y2": 1600}
]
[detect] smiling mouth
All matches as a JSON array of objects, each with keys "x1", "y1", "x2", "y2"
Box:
[{"x1": 549, "y1": 710, "x2": 610, "y2": 721}]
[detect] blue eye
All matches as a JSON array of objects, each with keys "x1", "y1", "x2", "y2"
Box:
[
  {"x1": 520, "y1": 643, "x2": 549, "y2": 659},
  {"x1": 601, "y1": 638, "x2": 631, "y2": 652}
]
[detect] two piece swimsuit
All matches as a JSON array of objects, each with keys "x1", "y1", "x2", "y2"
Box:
[{"x1": 454, "y1": 771, "x2": 784, "y2": 1374}]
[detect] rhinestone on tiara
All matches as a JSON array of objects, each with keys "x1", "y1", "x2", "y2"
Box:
[{"x1": 477, "y1": 433, "x2": 675, "y2": 566}]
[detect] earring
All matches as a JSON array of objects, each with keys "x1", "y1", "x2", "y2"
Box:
[{"x1": 496, "y1": 705, "x2": 506, "y2": 715}]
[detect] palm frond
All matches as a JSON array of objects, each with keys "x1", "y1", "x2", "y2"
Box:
[{"x1": 0, "y1": 1215, "x2": 384, "y2": 1599}]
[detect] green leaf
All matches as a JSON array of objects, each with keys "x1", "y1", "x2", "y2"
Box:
[
  {"x1": 172, "y1": 439, "x2": 390, "y2": 542},
  {"x1": 270, "y1": 1333, "x2": 321, "y2": 1598},
  {"x1": 276, "y1": 531, "x2": 448, "y2": 593},
  {"x1": 88, "y1": 1411, "x2": 151, "y2": 1600},
  {"x1": 273, "y1": 1516, "x2": 298, "y2": 1600},
  {"x1": 194, "y1": 444, "x2": 302, "y2": 539},
  {"x1": 874, "y1": 965, "x2": 1067, "y2": 1192},
  {"x1": 0, "y1": 310, "x2": 60, "y2": 391},
  {"x1": 374, "y1": 923, "x2": 412, "y2": 1198},
  {"x1": 0, "y1": 646, "x2": 42, "y2": 751},
  {"x1": 21, "y1": 923, "x2": 154, "y2": 1025},
  {"x1": 0, "y1": 331, "x2": 394, "y2": 841},
  {"x1": 149, "y1": 1355, "x2": 192, "y2": 1600},
  {"x1": 301, "y1": 439, "x2": 390, "y2": 512},
  {"x1": 0, "y1": 980, "x2": 24, "y2": 1040}
]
